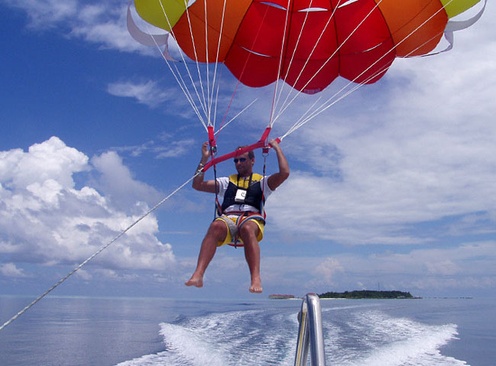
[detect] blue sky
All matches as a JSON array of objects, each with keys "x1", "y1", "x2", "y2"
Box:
[{"x1": 0, "y1": 0, "x2": 495, "y2": 301}]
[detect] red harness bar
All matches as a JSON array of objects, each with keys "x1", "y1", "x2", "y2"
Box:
[
  {"x1": 207, "y1": 125, "x2": 217, "y2": 155},
  {"x1": 201, "y1": 127, "x2": 279, "y2": 172}
]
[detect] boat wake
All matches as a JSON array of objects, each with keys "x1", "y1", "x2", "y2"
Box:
[{"x1": 117, "y1": 303, "x2": 467, "y2": 366}]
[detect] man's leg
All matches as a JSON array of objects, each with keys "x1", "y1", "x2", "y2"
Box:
[
  {"x1": 239, "y1": 221, "x2": 263, "y2": 293},
  {"x1": 185, "y1": 220, "x2": 227, "y2": 288}
]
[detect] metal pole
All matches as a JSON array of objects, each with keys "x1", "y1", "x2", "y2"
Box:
[
  {"x1": 306, "y1": 294, "x2": 326, "y2": 365},
  {"x1": 294, "y1": 293, "x2": 326, "y2": 366}
]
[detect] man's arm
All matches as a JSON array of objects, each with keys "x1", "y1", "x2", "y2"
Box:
[
  {"x1": 192, "y1": 142, "x2": 218, "y2": 193},
  {"x1": 267, "y1": 139, "x2": 290, "y2": 191}
]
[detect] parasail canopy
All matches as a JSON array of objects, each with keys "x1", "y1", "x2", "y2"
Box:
[{"x1": 134, "y1": 0, "x2": 482, "y2": 94}]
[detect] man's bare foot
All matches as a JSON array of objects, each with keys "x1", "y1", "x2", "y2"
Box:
[
  {"x1": 249, "y1": 278, "x2": 263, "y2": 293},
  {"x1": 185, "y1": 277, "x2": 203, "y2": 288},
  {"x1": 249, "y1": 285, "x2": 263, "y2": 293}
]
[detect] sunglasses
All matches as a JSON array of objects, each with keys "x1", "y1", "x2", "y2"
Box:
[{"x1": 233, "y1": 157, "x2": 247, "y2": 163}]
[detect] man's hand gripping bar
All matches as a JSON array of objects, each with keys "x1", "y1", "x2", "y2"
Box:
[{"x1": 202, "y1": 127, "x2": 280, "y2": 172}]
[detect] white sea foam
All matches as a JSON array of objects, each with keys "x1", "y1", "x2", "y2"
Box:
[
  {"x1": 117, "y1": 304, "x2": 467, "y2": 366},
  {"x1": 118, "y1": 309, "x2": 297, "y2": 366},
  {"x1": 330, "y1": 310, "x2": 467, "y2": 366}
]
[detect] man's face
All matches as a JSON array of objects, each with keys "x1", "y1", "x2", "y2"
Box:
[{"x1": 233, "y1": 153, "x2": 254, "y2": 176}]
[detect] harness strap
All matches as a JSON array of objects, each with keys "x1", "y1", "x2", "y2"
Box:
[
  {"x1": 218, "y1": 212, "x2": 265, "y2": 248},
  {"x1": 222, "y1": 214, "x2": 238, "y2": 241}
]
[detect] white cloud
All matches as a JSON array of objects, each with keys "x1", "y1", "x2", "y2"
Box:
[
  {"x1": 313, "y1": 257, "x2": 344, "y2": 286},
  {"x1": 107, "y1": 80, "x2": 170, "y2": 108},
  {"x1": 3, "y1": 0, "x2": 495, "y2": 297},
  {"x1": 106, "y1": 79, "x2": 198, "y2": 118},
  {"x1": 108, "y1": 132, "x2": 196, "y2": 161},
  {"x1": 155, "y1": 138, "x2": 197, "y2": 159},
  {"x1": 0, "y1": 136, "x2": 88, "y2": 190},
  {"x1": 4, "y1": 0, "x2": 149, "y2": 53},
  {"x1": 0, "y1": 137, "x2": 175, "y2": 278},
  {"x1": 253, "y1": 239, "x2": 496, "y2": 295},
  {"x1": 0, "y1": 263, "x2": 27, "y2": 278},
  {"x1": 3, "y1": 0, "x2": 79, "y2": 29},
  {"x1": 91, "y1": 151, "x2": 163, "y2": 211},
  {"x1": 263, "y1": 14, "x2": 496, "y2": 246}
]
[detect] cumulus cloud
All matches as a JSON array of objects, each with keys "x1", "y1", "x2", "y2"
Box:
[
  {"x1": 0, "y1": 136, "x2": 88, "y2": 189},
  {"x1": 313, "y1": 257, "x2": 344, "y2": 286},
  {"x1": 0, "y1": 137, "x2": 175, "y2": 279},
  {"x1": 91, "y1": 150, "x2": 163, "y2": 211}
]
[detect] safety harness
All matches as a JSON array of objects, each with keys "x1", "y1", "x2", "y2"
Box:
[
  {"x1": 200, "y1": 126, "x2": 274, "y2": 248},
  {"x1": 216, "y1": 171, "x2": 268, "y2": 248}
]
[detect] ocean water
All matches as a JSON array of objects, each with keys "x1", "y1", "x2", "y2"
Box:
[{"x1": 0, "y1": 296, "x2": 494, "y2": 366}]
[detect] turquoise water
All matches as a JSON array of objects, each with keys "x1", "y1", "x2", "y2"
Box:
[{"x1": 0, "y1": 296, "x2": 494, "y2": 365}]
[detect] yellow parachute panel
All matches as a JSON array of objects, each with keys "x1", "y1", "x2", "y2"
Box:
[
  {"x1": 134, "y1": 0, "x2": 188, "y2": 31},
  {"x1": 441, "y1": 0, "x2": 481, "y2": 18}
]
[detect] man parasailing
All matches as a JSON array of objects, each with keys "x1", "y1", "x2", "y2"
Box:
[{"x1": 186, "y1": 140, "x2": 289, "y2": 293}]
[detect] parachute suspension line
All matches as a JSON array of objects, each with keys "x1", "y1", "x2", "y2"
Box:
[
  {"x1": 191, "y1": 1, "x2": 271, "y2": 178},
  {"x1": 177, "y1": 0, "x2": 229, "y2": 131},
  {"x1": 152, "y1": 0, "x2": 247, "y2": 135},
  {"x1": 260, "y1": 146, "x2": 269, "y2": 221},
  {"x1": 180, "y1": 4, "x2": 212, "y2": 126},
  {"x1": 133, "y1": 9, "x2": 207, "y2": 129},
  {"x1": 130, "y1": 3, "x2": 267, "y2": 136},
  {"x1": 201, "y1": 0, "x2": 217, "y2": 127},
  {"x1": 209, "y1": 135, "x2": 221, "y2": 218},
  {"x1": 0, "y1": 174, "x2": 197, "y2": 332},
  {"x1": 211, "y1": 0, "x2": 250, "y2": 135},
  {"x1": 128, "y1": 2, "x2": 207, "y2": 129},
  {"x1": 155, "y1": 0, "x2": 218, "y2": 129},
  {"x1": 212, "y1": 1, "x2": 279, "y2": 131},
  {"x1": 213, "y1": 82, "x2": 220, "y2": 129},
  {"x1": 280, "y1": 0, "x2": 456, "y2": 137},
  {"x1": 204, "y1": 0, "x2": 230, "y2": 130},
  {"x1": 272, "y1": 0, "x2": 385, "y2": 127},
  {"x1": 213, "y1": 168, "x2": 222, "y2": 217},
  {"x1": 284, "y1": 43, "x2": 423, "y2": 139},
  {"x1": 215, "y1": 98, "x2": 259, "y2": 135},
  {"x1": 160, "y1": 53, "x2": 208, "y2": 129},
  {"x1": 202, "y1": 0, "x2": 213, "y2": 126},
  {"x1": 268, "y1": 0, "x2": 294, "y2": 128},
  {"x1": 163, "y1": 0, "x2": 229, "y2": 132},
  {"x1": 202, "y1": 0, "x2": 255, "y2": 176},
  {"x1": 281, "y1": 1, "x2": 455, "y2": 140},
  {"x1": 273, "y1": 0, "x2": 341, "y2": 122},
  {"x1": 140, "y1": 2, "x2": 208, "y2": 130}
]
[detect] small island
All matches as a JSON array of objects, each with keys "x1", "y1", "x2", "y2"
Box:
[{"x1": 318, "y1": 290, "x2": 417, "y2": 299}]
